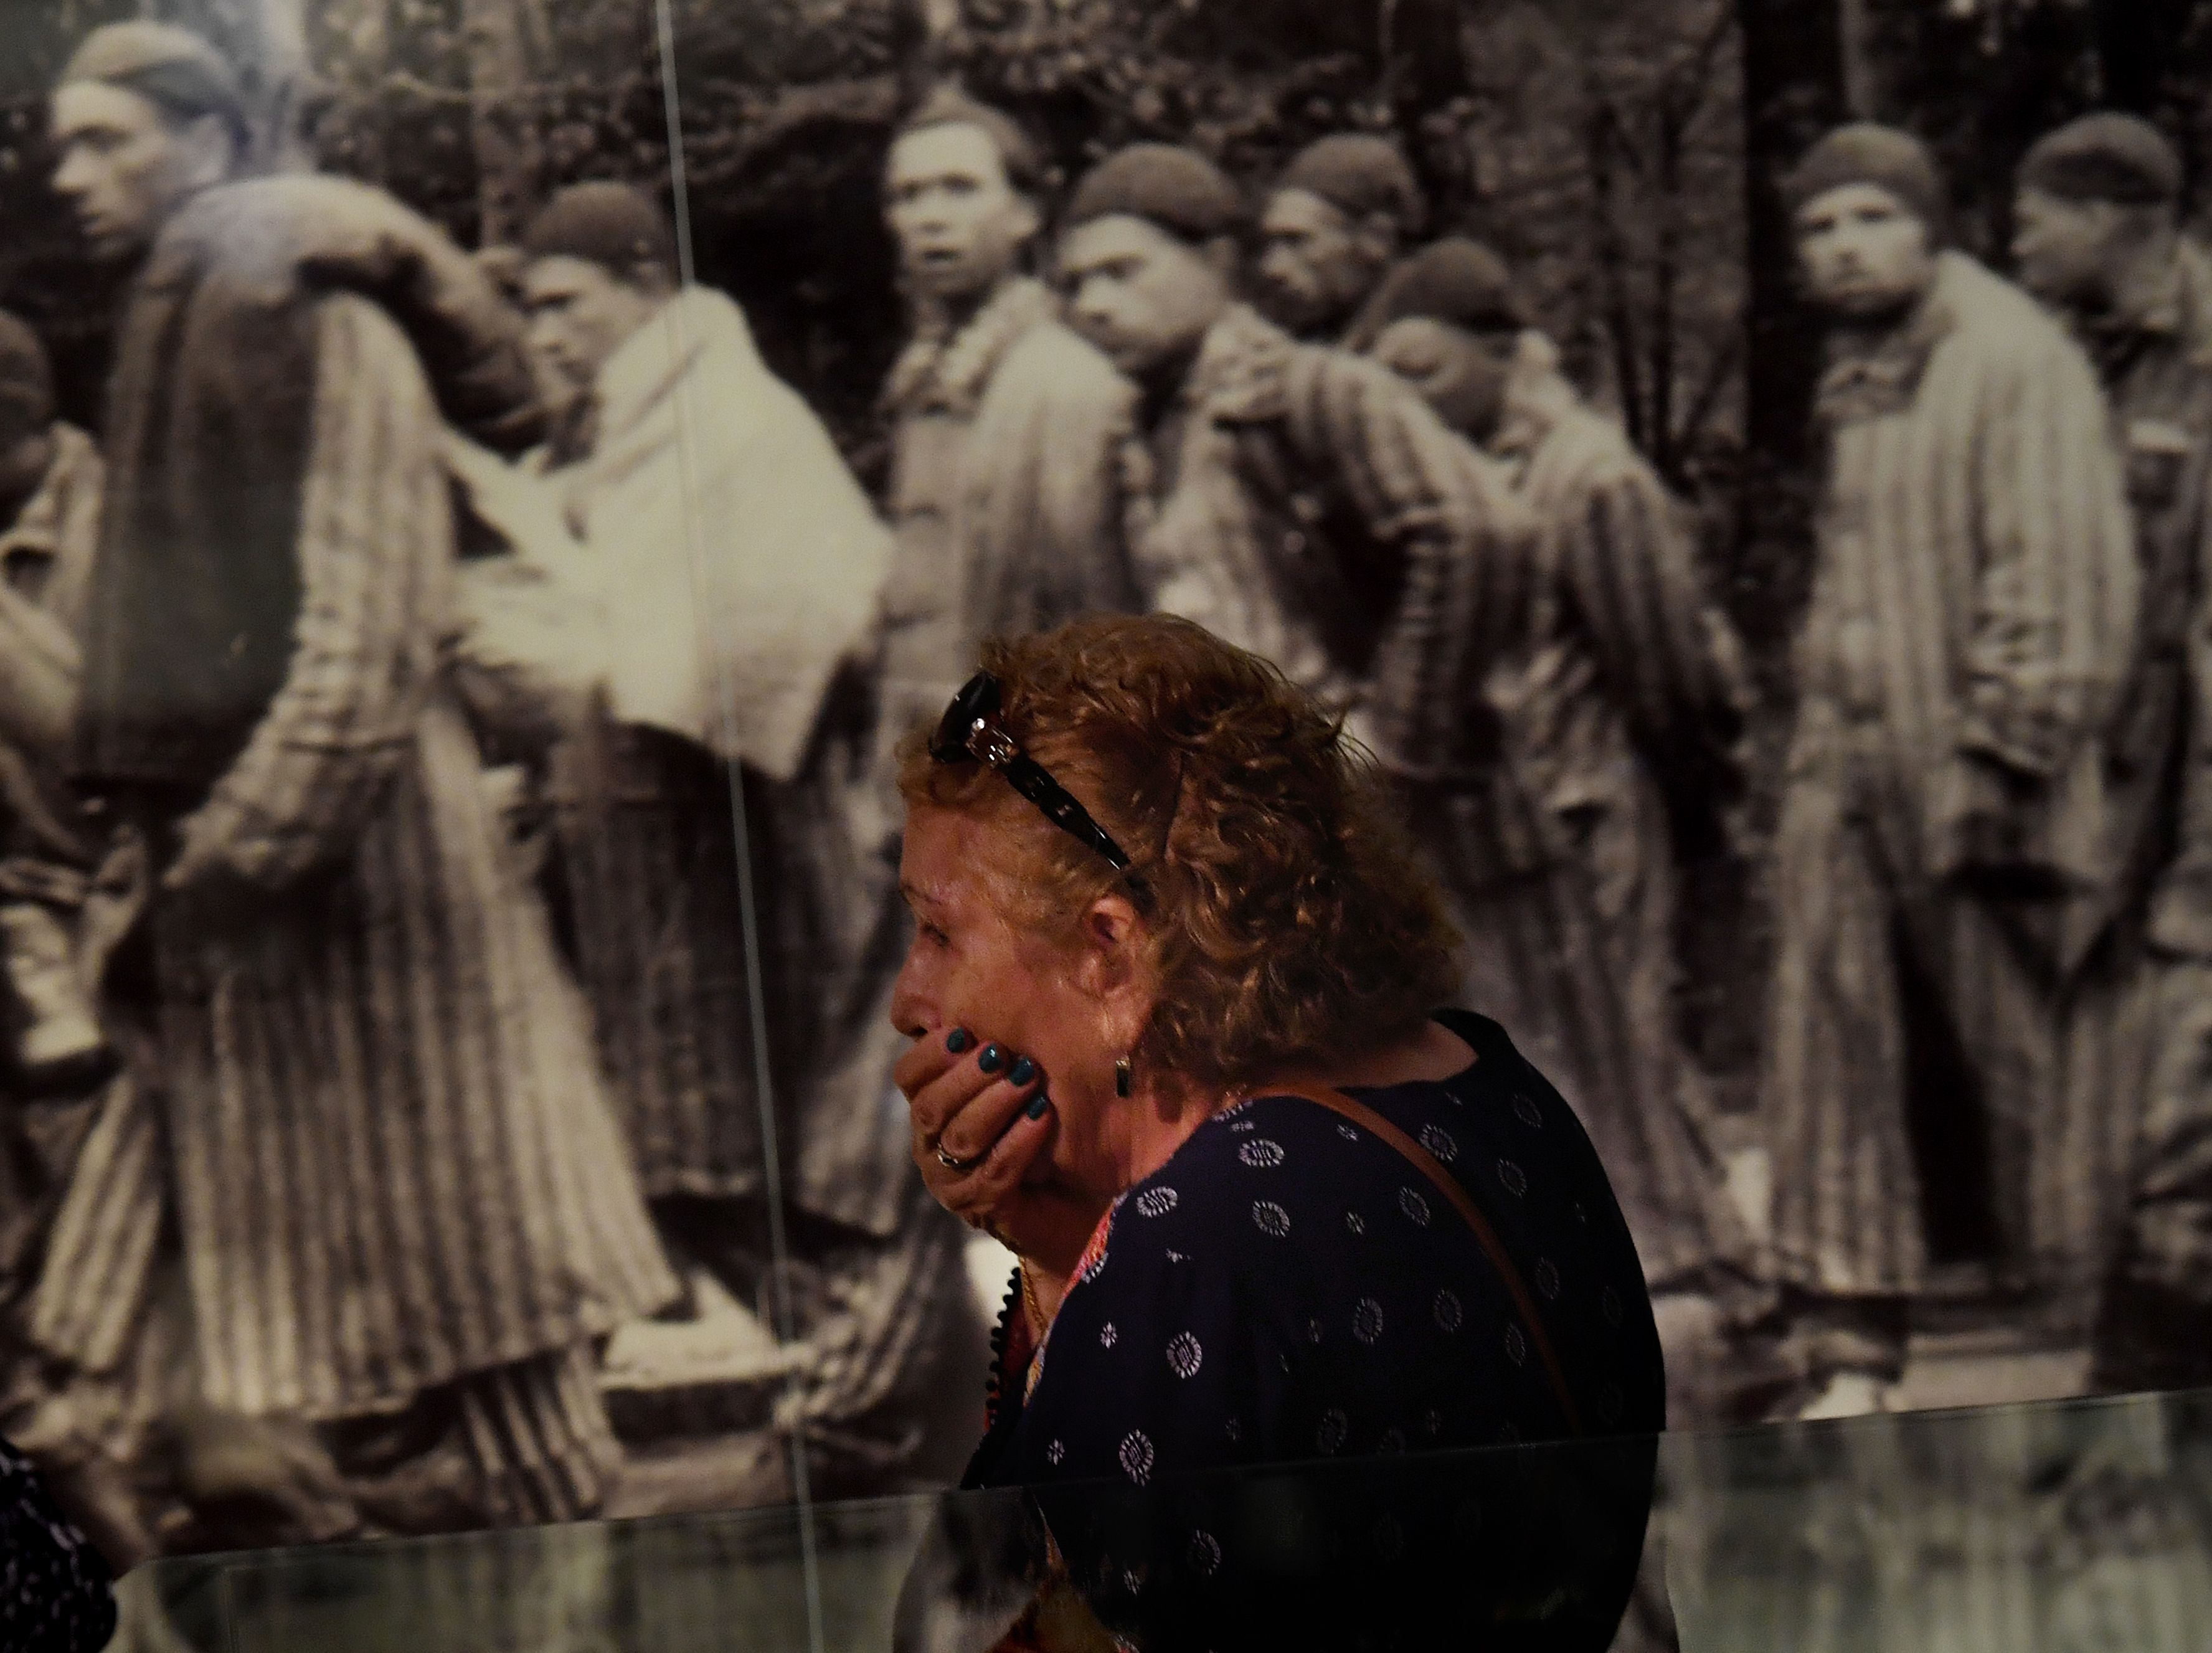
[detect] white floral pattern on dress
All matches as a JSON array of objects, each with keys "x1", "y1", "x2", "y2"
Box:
[
  {"x1": 1167, "y1": 1332, "x2": 1204, "y2": 1378},
  {"x1": 1417, "y1": 1123, "x2": 1458, "y2": 1163},
  {"x1": 1101, "y1": 1322, "x2": 1118, "y2": 1348},
  {"x1": 1135, "y1": 1186, "x2": 1179, "y2": 1218},
  {"x1": 1252, "y1": 1199, "x2": 1291, "y2": 1237},
  {"x1": 1316, "y1": 1409, "x2": 1350, "y2": 1454},
  {"x1": 1047, "y1": 1439, "x2": 1066, "y2": 1466},
  {"x1": 1239, "y1": 1139, "x2": 1287, "y2": 1168},
  {"x1": 1433, "y1": 1289, "x2": 1463, "y2": 1332},
  {"x1": 1504, "y1": 1323, "x2": 1528, "y2": 1365},
  {"x1": 1345, "y1": 1210, "x2": 1367, "y2": 1235},
  {"x1": 1118, "y1": 1430, "x2": 1155, "y2": 1485},
  {"x1": 1513, "y1": 1091, "x2": 1544, "y2": 1129},
  {"x1": 1188, "y1": 1532, "x2": 1223, "y2": 1576},
  {"x1": 1353, "y1": 1297, "x2": 1385, "y2": 1345},
  {"x1": 1536, "y1": 1258, "x2": 1561, "y2": 1300},
  {"x1": 1498, "y1": 1158, "x2": 1529, "y2": 1197},
  {"x1": 1397, "y1": 1186, "x2": 1432, "y2": 1227}
]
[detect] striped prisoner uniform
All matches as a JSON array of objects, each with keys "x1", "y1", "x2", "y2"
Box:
[
  {"x1": 0, "y1": 423, "x2": 106, "y2": 1311},
  {"x1": 1764, "y1": 252, "x2": 2140, "y2": 1347},
  {"x1": 1485, "y1": 357, "x2": 1761, "y2": 1320},
  {"x1": 30, "y1": 293, "x2": 676, "y2": 1524},
  {"x1": 531, "y1": 280, "x2": 983, "y2": 1492},
  {"x1": 1130, "y1": 305, "x2": 1731, "y2": 1293},
  {"x1": 2086, "y1": 240, "x2": 2212, "y2": 1392}
]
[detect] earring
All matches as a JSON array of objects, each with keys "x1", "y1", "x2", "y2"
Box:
[{"x1": 1115, "y1": 1056, "x2": 1133, "y2": 1099}]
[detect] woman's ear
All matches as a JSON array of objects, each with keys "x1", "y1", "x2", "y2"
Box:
[{"x1": 1077, "y1": 891, "x2": 1145, "y2": 1005}]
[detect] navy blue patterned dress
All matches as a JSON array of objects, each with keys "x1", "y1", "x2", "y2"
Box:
[
  {"x1": 1, "y1": 1437, "x2": 116, "y2": 1653},
  {"x1": 965, "y1": 1011, "x2": 1663, "y2": 1651}
]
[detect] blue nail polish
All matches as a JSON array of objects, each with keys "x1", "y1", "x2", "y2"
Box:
[
  {"x1": 978, "y1": 1044, "x2": 1004, "y2": 1074},
  {"x1": 1026, "y1": 1092, "x2": 1051, "y2": 1120},
  {"x1": 945, "y1": 1028, "x2": 972, "y2": 1054},
  {"x1": 1009, "y1": 1056, "x2": 1037, "y2": 1087}
]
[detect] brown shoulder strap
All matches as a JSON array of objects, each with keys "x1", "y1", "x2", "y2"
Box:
[{"x1": 1264, "y1": 1081, "x2": 1586, "y2": 1436}]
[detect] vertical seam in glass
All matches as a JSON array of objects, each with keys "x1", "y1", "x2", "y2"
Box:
[{"x1": 649, "y1": 5, "x2": 826, "y2": 1647}]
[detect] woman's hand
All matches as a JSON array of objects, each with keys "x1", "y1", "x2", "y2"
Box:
[{"x1": 899, "y1": 1028, "x2": 1102, "y2": 1286}]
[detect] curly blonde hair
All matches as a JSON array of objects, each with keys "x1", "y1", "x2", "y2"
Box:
[{"x1": 899, "y1": 614, "x2": 1464, "y2": 1090}]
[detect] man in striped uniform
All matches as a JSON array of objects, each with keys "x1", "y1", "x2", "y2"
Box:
[
  {"x1": 1057, "y1": 143, "x2": 1515, "y2": 734},
  {"x1": 1254, "y1": 134, "x2": 1426, "y2": 350},
  {"x1": 1762, "y1": 125, "x2": 2140, "y2": 1417},
  {"x1": 879, "y1": 88, "x2": 1143, "y2": 759},
  {"x1": 2010, "y1": 113, "x2": 2212, "y2": 1398},
  {"x1": 0, "y1": 311, "x2": 111, "y2": 1291},
  {"x1": 25, "y1": 22, "x2": 675, "y2": 1539},
  {"x1": 460, "y1": 181, "x2": 989, "y2": 1495},
  {"x1": 1055, "y1": 151, "x2": 1738, "y2": 1359},
  {"x1": 1363, "y1": 237, "x2": 1765, "y2": 1423}
]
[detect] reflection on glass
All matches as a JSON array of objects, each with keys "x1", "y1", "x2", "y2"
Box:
[{"x1": 95, "y1": 1390, "x2": 2212, "y2": 1653}]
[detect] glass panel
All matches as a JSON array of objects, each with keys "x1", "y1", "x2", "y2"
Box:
[{"x1": 97, "y1": 1390, "x2": 2212, "y2": 1652}]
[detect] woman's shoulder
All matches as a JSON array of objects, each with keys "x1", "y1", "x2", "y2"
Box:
[{"x1": 1100, "y1": 1011, "x2": 1604, "y2": 1261}]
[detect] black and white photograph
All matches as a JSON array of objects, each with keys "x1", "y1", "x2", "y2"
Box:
[{"x1": 6, "y1": 1, "x2": 2212, "y2": 1649}]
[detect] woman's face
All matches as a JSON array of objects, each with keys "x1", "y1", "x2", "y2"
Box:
[{"x1": 889, "y1": 802, "x2": 1144, "y2": 1201}]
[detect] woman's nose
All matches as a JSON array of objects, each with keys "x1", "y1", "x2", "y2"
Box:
[{"x1": 887, "y1": 950, "x2": 934, "y2": 1039}]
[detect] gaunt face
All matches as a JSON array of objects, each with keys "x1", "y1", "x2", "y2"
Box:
[
  {"x1": 1795, "y1": 182, "x2": 1938, "y2": 318},
  {"x1": 2010, "y1": 187, "x2": 2125, "y2": 309},
  {"x1": 1255, "y1": 186, "x2": 1385, "y2": 337},
  {"x1": 1369, "y1": 315, "x2": 1518, "y2": 443},
  {"x1": 885, "y1": 121, "x2": 1039, "y2": 308},
  {"x1": 519, "y1": 255, "x2": 660, "y2": 400},
  {"x1": 1059, "y1": 214, "x2": 1231, "y2": 384},
  {"x1": 51, "y1": 81, "x2": 227, "y2": 262}
]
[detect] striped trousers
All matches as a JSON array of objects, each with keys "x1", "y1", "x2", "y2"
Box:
[
  {"x1": 1764, "y1": 746, "x2": 2159, "y2": 1324},
  {"x1": 1407, "y1": 775, "x2": 1751, "y2": 1300},
  {"x1": 352, "y1": 1341, "x2": 622, "y2": 1529},
  {"x1": 23, "y1": 1233, "x2": 621, "y2": 1538}
]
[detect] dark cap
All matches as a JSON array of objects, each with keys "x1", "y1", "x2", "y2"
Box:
[
  {"x1": 894, "y1": 85, "x2": 1047, "y2": 198},
  {"x1": 1370, "y1": 237, "x2": 1523, "y2": 336},
  {"x1": 1066, "y1": 144, "x2": 1245, "y2": 244},
  {"x1": 521, "y1": 182, "x2": 678, "y2": 284},
  {"x1": 1277, "y1": 133, "x2": 1425, "y2": 235},
  {"x1": 59, "y1": 22, "x2": 248, "y2": 144},
  {"x1": 1784, "y1": 123, "x2": 1949, "y2": 234},
  {"x1": 2018, "y1": 112, "x2": 2183, "y2": 207}
]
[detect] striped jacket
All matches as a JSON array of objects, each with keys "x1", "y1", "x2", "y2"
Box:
[
  {"x1": 1488, "y1": 355, "x2": 1751, "y2": 884},
  {"x1": 1795, "y1": 252, "x2": 2138, "y2": 925},
  {"x1": 1132, "y1": 305, "x2": 1530, "y2": 779},
  {"x1": 2108, "y1": 241, "x2": 2212, "y2": 960},
  {"x1": 882, "y1": 277, "x2": 1143, "y2": 709},
  {"x1": 32, "y1": 294, "x2": 675, "y2": 1418}
]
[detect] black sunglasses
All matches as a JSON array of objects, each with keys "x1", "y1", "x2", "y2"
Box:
[{"x1": 930, "y1": 671, "x2": 1135, "y2": 872}]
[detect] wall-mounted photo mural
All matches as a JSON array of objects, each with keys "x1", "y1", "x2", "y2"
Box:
[{"x1": 4, "y1": 4, "x2": 2211, "y2": 1646}]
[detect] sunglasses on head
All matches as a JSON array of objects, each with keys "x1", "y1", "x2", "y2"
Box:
[{"x1": 930, "y1": 671, "x2": 1135, "y2": 873}]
